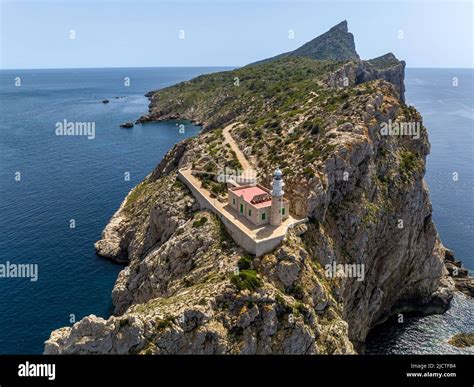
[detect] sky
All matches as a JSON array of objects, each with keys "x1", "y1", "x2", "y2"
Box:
[{"x1": 1, "y1": 0, "x2": 473, "y2": 69}]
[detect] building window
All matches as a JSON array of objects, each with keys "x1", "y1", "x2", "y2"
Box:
[
  {"x1": 248, "y1": 209, "x2": 252, "y2": 217},
  {"x1": 282, "y1": 208, "x2": 285, "y2": 215},
  {"x1": 261, "y1": 213, "x2": 266, "y2": 220},
  {"x1": 233, "y1": 198, "x2": 235, "y2": 205},
  {"x1": 240, "y1": 204, "x2": 243, "y2": 213}
]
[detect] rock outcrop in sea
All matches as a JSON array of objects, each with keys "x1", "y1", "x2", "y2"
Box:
[{"x1": 44, "y1": 21, "x2": 472, "y2": 355}]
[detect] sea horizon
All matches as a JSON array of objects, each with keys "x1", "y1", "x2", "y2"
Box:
[{"x1": 1, "y1": 66, "x2": 473, "y2": 71}]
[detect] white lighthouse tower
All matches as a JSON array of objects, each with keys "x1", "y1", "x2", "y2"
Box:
[{"x1": 270, "y1": 168, "x2": 284, "y2": 226}]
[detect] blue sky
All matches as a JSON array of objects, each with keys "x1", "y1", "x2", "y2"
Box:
[{"x1": 1, "y1": 0, "x2": 472, "y2": 69}]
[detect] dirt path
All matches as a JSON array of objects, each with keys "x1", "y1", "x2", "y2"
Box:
[{"x1": 222, "y1": 123, "x2": 251, "y2": 171}]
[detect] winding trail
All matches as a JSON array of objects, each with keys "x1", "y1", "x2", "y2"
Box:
[{"x1": 222, "y1": 123, "x2": 251, "y2": 171}]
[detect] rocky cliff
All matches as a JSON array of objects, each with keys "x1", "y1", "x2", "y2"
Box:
[
  {"x1": 327, "y1": 53, "x2": 406, "y2": 102},
  {"x1": 45, "y1": 21, "x2": 471, "y2": 355}
]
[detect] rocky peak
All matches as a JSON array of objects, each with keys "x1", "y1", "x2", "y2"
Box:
[
  {"x1": 251, "y1": 20, "x2": 360, "y2": 65},
  {"x1": 328, "y1": 20, "x2": 349, "y2": 33},
  {"x1": 290, "y1": 20, "x2": 359, "y2": 62},
  {"x1": 247, "y1": 21, "x2": 406, "y2": 102},
  {"x1": 366, "y1": 52, "x2": 400, "y2": 68}
]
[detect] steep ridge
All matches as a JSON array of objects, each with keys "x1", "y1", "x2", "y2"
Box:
[{"x1": 251, "y1": 20, "x2": 360, "y2": 65}]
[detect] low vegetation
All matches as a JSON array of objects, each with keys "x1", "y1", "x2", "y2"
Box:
[
  {"x1": 231, "y1": 269, "x2": 262, "y2": 292},
  {"x1": 192, "y1": 216, "x2": 208, "y2": 228},
  {"x1": 237, "y1": 254, "x2": 253, "y2": 271},
  {"x1": 155, "y1": 316, "x2": 175, "y2": 330},
  {"x1": 399, "y1": 150, "x2": 420, "y2": 183}
]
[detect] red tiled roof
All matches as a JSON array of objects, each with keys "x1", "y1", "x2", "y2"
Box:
[{"x1": 233, "y1": 186, "x2": 272, "y2": 208}]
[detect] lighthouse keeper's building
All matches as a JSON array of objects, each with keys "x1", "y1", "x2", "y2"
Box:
[{"x1": 227, "y1": 168, "x2": 289, "y2": 227}]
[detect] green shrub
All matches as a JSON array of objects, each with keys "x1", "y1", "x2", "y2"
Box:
[
  {"x1": 172, "y1": 179, "x2": 185, "y2": 189},
  {"x1": 231, "y1": 270, "x2": 262, "y2": 292},
  {"x1": 362, "y1": 202, "x2": 379, "y2": 224},
  {"x1": 399, "y1": 150, "x2": 419, "y2": 182},
  {"x1": 275, "y1": 293, "x2": 287, "y2": 307},
  {"x1": 210, "y1": 181, "x2": 227, "y2": 196},
  {"x1": 264, "y1": 120, "x2": 282, "y2": 133},
  {"x1": 294, "y1": 302, "x2": 306, "y2": 315},
  {"x1": 303, "y1": 166, "x2": 315, "y2": 178},
  {"x1": 124, "y1": 181, "x2": 150, "y2": 211},
  {"x1": 303, "y1": 149, "x2": 320, "y2": 162},
  {"x1": 303, "y1": 118, "x2": 324, "y2": 135},
  {"x1": 192, "y1": 216, "x2": 208, "y2": 228},
  {"x1": 290, "y1": 284, "x2": 304, "y2": 300},
  {"x1": 155, "y1": 316, "x2": 174, "y2": 330},
  {"x1": 237, "y1": 255, "x2": 253, "y2": 271}
]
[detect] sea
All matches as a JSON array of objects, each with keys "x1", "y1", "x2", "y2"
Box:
[
  {"x1": 0, "y1": 67, "x2": 472, "y2": 354},
  {"x1": 0, "y1": 67, "x2": 229, "y2": 354},
  {"x1": 366, "y1": 68, "x2": 474, "y2": 354}
]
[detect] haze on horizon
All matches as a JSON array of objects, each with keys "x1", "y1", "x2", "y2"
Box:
[{"x1": 1, "y1": 0, "x2": 472, "y2": 70}]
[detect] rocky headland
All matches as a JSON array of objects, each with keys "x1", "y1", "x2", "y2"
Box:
[{"x1": 45, "y1": 21, "x2": 472, "y2": 355}]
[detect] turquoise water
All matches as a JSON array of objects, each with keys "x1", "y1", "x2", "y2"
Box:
[
  {"x1": 0, "y1": 67, "x2": 229, "y2": 354},
  {"x1": 366, "y1": 68, "x2": 474, "y2": 354}
]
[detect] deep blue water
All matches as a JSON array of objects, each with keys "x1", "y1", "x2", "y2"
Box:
[
  {"x1": 366, "y1": 68, "x2": 474, "y2": 354},
  {"x1": 0, "y1": 67, "x2": 230, "y2": 354},
  {"x1": 411, "y1": 69, "x2": 474, "y2": 273}
]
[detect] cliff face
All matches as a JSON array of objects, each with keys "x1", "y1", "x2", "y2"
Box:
[
  {"x1": 44, "y1": 22, "x2": 467, "y2": 355},
  {"x1": 327, "y1": 53, "x2": 406, "y2": 102}
]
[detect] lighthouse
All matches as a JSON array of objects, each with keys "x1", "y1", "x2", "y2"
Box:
[{"x1": 270, "y1": 168, "x2": 284, "y2": 226}]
